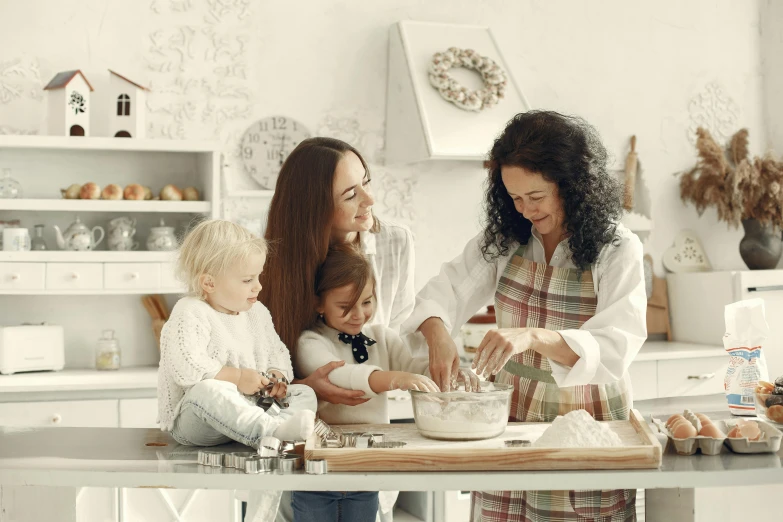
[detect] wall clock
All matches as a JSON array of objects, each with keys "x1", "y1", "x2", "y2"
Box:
[{"x1": 240, "y1": 116, "x2": 311, "y2": 190}]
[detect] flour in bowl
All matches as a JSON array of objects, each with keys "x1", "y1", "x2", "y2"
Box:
[{"x1": 533, "y1": 410, "x2": 623, "y2": 448}]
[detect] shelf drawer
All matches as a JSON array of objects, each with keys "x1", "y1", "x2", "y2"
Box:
[
  {"x1": 104, "y1": 263, "x2": 160, "y2": 290},
  {"x1": 0, "y1": 262, "x2": 45, "y2": 290},
  {"x1": 0, "y1": 399, "x2": 118, "y2": 427},
  {"x1": 657, "y1": 357, "x2": 727, "y2": 398},
  {"x1": 46, "y1": 263, "x2": 103, "y2": 290},
  {"x1": 160, "y1": 262, "x2": 180, "y2": 289},
  {"x1": 628, "y1": 361, "x2": 657, "y2": 401}
]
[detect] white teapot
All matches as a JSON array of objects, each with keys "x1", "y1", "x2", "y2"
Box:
[{"x1": 53, "y1": 216, "x2": 105, "y2": 251}]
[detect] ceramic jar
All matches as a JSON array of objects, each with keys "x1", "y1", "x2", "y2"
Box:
[
  {"x1": 147, "y1": 219, "x2": 177, "y2": 251},
  {"x1": 108, "y1": 217, "x2": 138, "y2": 251}
]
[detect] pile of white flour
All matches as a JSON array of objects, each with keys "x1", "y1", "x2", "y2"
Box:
[{"x1": 533, "y1": 410, "x2": 623, "y2": 448}]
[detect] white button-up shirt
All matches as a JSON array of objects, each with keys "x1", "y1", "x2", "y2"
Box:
[
  {"x1": 402, "y1": 223, "x2": 647, "y2": 387},
  {"x1": 361, "y1": 220, "x2": 416, "y2": 331}
]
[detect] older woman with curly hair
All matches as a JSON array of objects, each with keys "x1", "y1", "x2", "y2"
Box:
[{"x1": 402, "y1": 111, "x2": 647, "y2": 521}]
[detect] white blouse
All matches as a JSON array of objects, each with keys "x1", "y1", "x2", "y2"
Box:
[
  {"x1": 401, "y1": 223, "x2": 647, "y2": 388},
  {"x1": 360, "y1": 219, "x2": 416, "y2": 331}
]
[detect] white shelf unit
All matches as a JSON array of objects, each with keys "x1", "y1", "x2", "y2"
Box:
[
  {"x1": 0, "y1": 136, "x2": 219, "y2": 296},
  {"x1": 0, "y1": 366, "x2": 158, "y2": 393}
]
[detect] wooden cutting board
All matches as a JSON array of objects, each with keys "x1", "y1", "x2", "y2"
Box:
[{"x1": 305, "y1": 409, "x2": 661, "y2": 472}]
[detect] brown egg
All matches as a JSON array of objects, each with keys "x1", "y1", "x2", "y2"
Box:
[
  {"x1": 727, "y1": 425, "x2": 743, "y2": 438},
  {"x1": 666, "y1": 414, "x2": 685, "y2": 428},
  {"x1": 671, "y1": 422, "x2": 697, "y2": 439},
  {"x1": 699, "y1": 423, "x2": 723, "y2": 438},
  {"x1": 695, "y1": 413, "x2": 713, "y2": 426}
]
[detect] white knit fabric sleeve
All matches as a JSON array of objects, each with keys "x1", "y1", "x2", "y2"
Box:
[{"x1": 160, "y1": 307, "x2": 223, "y2": 387}]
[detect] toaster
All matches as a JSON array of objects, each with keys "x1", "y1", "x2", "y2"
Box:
[{"x1": 0, "y1": 324, "x2": 65, "y2": 375}]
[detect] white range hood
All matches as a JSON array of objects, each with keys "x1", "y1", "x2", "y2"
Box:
[{"x1": 385, "y1": 21, "x2": 531, "y2": 165}]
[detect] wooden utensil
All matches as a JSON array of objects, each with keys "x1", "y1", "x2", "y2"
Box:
[
  {"x1": 141, "y1": 295, "x2": 160, "y2": 320},
  {"x1": 623, "y1": 135, "x2": 638, "y2": 211},
  {"x1": 152, "y1": 294, "x2": 169, "y2": 320}
]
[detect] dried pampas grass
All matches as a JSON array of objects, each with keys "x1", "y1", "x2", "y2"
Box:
[{"x1": 679, "y1": 127, "x2": 783, "y2": 228}]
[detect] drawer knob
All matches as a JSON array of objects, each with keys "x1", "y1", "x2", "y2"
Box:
[
  {"x1": 10, "y1": 273, "x2": 20, "y2": 281},
  {"x1": 70, "y1": 272, "x2": 80, "y2": 280},
  {"x1": 51, "y1": 414, "x2": 62, "y2": 424},
  {"x1": 687, "y1": 373, "x2": 716, "y2": 380},
  {"x1": 129, "y1": 272, "x2": 139, "y2": 280}
]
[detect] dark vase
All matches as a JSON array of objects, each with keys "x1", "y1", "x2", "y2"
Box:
[{"x1": 739, "y1": 218, "x2": 783, "y2": 270}]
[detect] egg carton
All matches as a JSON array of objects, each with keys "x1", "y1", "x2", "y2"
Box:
[
  {"x1": 722, "y1": 419, "x2": 783, "y2": 454},
  {"x1": 651, "y1": 416, "x2": 725, "y2": 456},
  {"x1": 652, "y1": 416, "x2": 783, "y2": 455}
]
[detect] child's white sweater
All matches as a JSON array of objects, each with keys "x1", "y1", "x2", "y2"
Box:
[
  {"x1": 295, "y1": 322, "x2": 428, "y2": 425},
  {"x1": 157, "y1": 297, "x2": 293, "y2": 431}
]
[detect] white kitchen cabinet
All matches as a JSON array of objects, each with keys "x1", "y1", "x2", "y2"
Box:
[
  {"x1": 0, "y1": 399, "x2": 118, "y2": 427},
  {"x1": 628, "y1": 361, "x2": 657, "y2": 401},
  {"x1": 104, "y1": 262, "x2": 161, "y2": 290},
  {"x1": 160, "y1": 262, "x2": 180, "y2": 289},
  {"x1": 657, "y1": 357, "x2": 726, "y2": 398},
  {"x1": 119, "y1": 398, "x2": 159, "y2": 428},
  {"x1": 0, "y1": 262, "x2": 45, "y2": 290},
  {"x1": 46, "y1": 263, "x2": 103, "y2": 291}
]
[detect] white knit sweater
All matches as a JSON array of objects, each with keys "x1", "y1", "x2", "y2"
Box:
[
  {"x1": 157, "y1": 297, "x2": 294, "y2": 431},
  {"x1": 295, "y1": 322, "x2": 428, "y2": 425}
]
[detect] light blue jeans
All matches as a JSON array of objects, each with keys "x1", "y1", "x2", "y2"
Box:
[
  {"x1": 292, "y1": 491, "x2": 379, "y2": 522},
  {"x1": 170, "y1": 379, "x2": 317, "y2": 448}
]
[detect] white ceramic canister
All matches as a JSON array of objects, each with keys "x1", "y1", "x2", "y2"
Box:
[{"x1": 2, "y1": 227, "x2": 31, "y2": 251}]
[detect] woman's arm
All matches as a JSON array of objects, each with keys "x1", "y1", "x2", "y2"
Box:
[
  {"x1": 400, "y1": 233, "x2": 501, "y2": 390},
  {"x1": 473, "y1": 231, "x2": 646, "y2": 386},
  {"x1": 291, "y1": 361, "x2": 368, "y2": 406}
]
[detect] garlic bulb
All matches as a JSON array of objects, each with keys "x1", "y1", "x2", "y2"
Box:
[
  {"x1": 183, "y1": 187, "x2": 200, "y2": 201},
  {"x1": 101, "y1": 184, "x2": 123, "y2": 200},
  {"x1": 80, "y1": 182, "x2": 101, "y2": 200},
  {"x1": 160, "y1": 184, "x2": 183, "y2": 201},
  {"x1": 61, "y1": 184, "x2": 82, "y2": 199},
  {"x1": 123, "y1": 183, "x2": 146, "y2": 201}
]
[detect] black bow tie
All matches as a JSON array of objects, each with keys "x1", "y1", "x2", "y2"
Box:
[{"x1": 337, "y1": 332, "x2": 377, "y2": 363}]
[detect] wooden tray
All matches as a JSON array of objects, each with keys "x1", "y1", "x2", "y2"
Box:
[{"x1": 305, "y1": 409, "x2": 661, "y2": 472}]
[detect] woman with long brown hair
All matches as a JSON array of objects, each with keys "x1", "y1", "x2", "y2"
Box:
[{"x1": 260, "y1": 137, "x2": 416, "y2": 522}]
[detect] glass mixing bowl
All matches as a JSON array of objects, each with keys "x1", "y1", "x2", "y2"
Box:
[{"x1": 410, "y1": 382, "x2": 513, "y2": 440}]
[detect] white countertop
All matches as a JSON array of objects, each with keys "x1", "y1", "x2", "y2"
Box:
[
  {"x1": 0, "y1": 416, "x2": 780, "y2": 492},
  {"x1": 634, "y1": 341, "x2": 724, "y2": 362},
  {"x1": 0, "y1": 366, "x2": 158, "y2": 393}
]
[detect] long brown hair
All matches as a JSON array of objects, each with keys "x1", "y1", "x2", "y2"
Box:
[
  {"x1": 315, "y1": 243, "x2": 376, "y2": 321},
  {"x1": 260, "y1": 137, "x2": 377, "y2": 355}
]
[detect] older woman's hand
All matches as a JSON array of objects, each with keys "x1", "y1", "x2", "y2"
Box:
[
  {"x1": 472, "y1": 328, "x2": 533, "y2": 377},
  {"x1": 293, "y1": 360, "x2": 369, "y2": 406},
  {"x1": 420, "y1": 317, "x2": 461, "y2": 391}
]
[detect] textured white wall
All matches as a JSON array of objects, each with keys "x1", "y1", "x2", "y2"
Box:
[
  {"x1": 0, "y1": 0, "x2": 773, "y2": 365},
  {"x1": 761, "y1": 0, "x2": 783, "y2": 153}
]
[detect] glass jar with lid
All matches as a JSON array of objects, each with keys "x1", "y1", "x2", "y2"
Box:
[{"x1": 96, "y1": 329, "x2": 121, "y2": 370}]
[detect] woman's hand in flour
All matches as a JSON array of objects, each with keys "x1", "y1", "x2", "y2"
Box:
[
  {"x1": 472, "y1": 328, "x2": 534, "y2": 377},
  {"x1": 419, "y1": 317, "x2": 461, "y2": 391},
  {"x1": 455, "y1": 368, "x2": 481, "y2": 392}
]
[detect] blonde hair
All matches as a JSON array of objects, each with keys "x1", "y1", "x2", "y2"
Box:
[{"x1": 176, "y1": 219, "x2": 268, "y2": 299}]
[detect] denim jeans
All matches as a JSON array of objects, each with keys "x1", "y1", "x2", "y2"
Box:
[
  {"x1": 170, "y1": 379, "x2": 317, "y2": 448},
  {"x1": 292, "y1": 491, "x2": 379, "y2": 522}
]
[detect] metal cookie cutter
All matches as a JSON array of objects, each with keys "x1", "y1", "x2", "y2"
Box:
[
  {"x1": 258, "y1": 436, "x2": 282, "y2": 458},
  {"x1": 197, "y1": 450, "x2": 223, "y2": 467},
  {"x1": 228, "y1": 451, "x2": 257, "y2": 470},
  {"x1": 314, "y1": 419, "x2": 343, "y2": 448},
  {"x1": 245, "y1": 455, "x2": 277, "y2": 474},
  {"x1": 305, "y1": 459, "x2": 328, "y2": 475},
  {"x1": 504, "y1": 440, "x2": 531, "y2": 447},
  {"x1": 253, "y1": 371, "x2": 291, "y2": 415},
  {"x1": 277, "y1": 453, "x2": 304, "y2": 474}
]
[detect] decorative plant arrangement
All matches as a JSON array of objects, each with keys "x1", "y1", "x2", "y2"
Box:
[
  {"x1": 679, "y1": 127, "x2": 783, "y2": 269},
  {"x1": 60, "y1": 183, "x2": 200, "y2": 201},
  {"x1": 428, "y1": 47, "x2": 507, "y2": 112}
]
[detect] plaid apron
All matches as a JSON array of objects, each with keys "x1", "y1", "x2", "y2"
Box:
[{"x1": 471, "y1": 248, "x2": 635, "y2": 522}]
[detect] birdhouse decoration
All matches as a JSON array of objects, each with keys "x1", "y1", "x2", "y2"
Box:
[
  {"x1": 107, "y1": 70, "x2": 148, "y2": 139},
  {"x1": 43, "y1": 70, "x2": 93, "y2": 137}
]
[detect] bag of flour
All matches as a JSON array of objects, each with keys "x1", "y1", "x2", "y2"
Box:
[{"x1": 724, "y1": 299, "x2": 770, "y2": 415}]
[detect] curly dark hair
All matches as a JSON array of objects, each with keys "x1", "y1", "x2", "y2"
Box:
[{"x1": 481, "y1": 110, "x2": 622, "y2": 270}]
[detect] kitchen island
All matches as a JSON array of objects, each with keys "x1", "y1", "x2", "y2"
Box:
[{"x1": 0, "y1": 421, "x2": 781, "y2": 522}]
